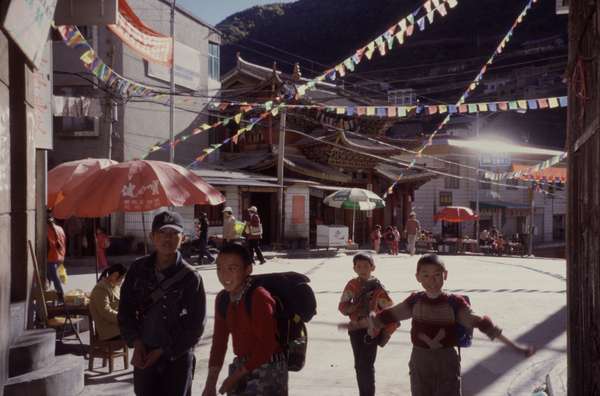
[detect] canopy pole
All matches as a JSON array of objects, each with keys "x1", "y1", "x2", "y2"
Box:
[
  {"x1": 352, "y1": 204, "x2": 356, "y2": 244},
  {"x1": 141, "y1": 211, "x2": 148, "y2": 255},
  {"x1": 94, "y1": 218, "x2": 99, "y2": 281}
]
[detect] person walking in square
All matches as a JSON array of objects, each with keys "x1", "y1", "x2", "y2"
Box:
[
  {"x1": 370, "y1": 225, "x2": 382, "y2": 254},
  {"x1": 339, "y1": 253, "x2": 398, "y2": 396},
  {"x1": 223, "y1": 207, "x2": 238, "y2": 244},
  {"x1": 47, "y1": 214, "x2": 66, "y2": 301},
  {"x1": 404, "y1": 213, "x2": 421, "y2": 256},
  {"x1": 244, "y1": 206, "x2": 265, "y2": 265},
  {"x1": 197, "y1": 212, "x2": 215, "y2": 264}
]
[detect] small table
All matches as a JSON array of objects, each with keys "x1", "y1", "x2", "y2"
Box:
[{"x1": 46, "y1": 303, "x2": 90, "y2": 354}]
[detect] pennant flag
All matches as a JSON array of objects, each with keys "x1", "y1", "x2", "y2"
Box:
[
  {"x1": 356, "y1": 107, "x2": 366, "y2": 116},
  {"x1": 336, "y1": 107, "x2": 345, "y2": 115},
  {"x1": 271, "y1": 107, "x2": 279, "y2": 116},
  {"x1": 459, "y1": 104, "x2": 468, "y2": 113},
  {"x1": 264, "y1": 101, "x2": 273, "y2": 111},
  {"x1": 438, "y1": 105, "x2": 448, "y2": 114},
  {"x1": 498, "y1": 102, "x2": 508, "y2": 111},
  {"x1": 336, "y1": 63, "x2": 346, "y2": 77},
  {"x1": 437, "y1": 3, "x2": 448, "y2": 16},
  {"x1": 395, "y1": 31, "x2": 405, "y2": 45},
  {"x1": 447, "y1": 0, "x2": 458, "y2": 8},
  {"x1": 448, "y1": 105, "x2": 457, "y2": 114},
  {"x1": 364, "y1": 43, "x2": 375, "y2": 60},
  {"x1": 527, "y1": 99, "x2": 538, "y2": 109},
  {"x1": 387, "y1": 106, "x2": 397, "y2": 117},
  {"x1": 517, "y1": 100, "x2": 528, "y2": 109},
  {"x1": 417, "y1": 17, "x2": 426, "y2": 31},
  {"x1": 478, "y1": 103, "x2": 488, "y2": 112},
  {"x1": 426, "y1": 11, "x2": 435, "y2": 24},
  {"x1": 488, "y1": 103, "x2": 497, "y2": 112},
  {"x1": 508, "y1": 101, "x2": 518, "y2": 110},
  {"x1": 366, "y1": 107, "x2": 376, "y2": 116},
  {"x1": 406, "y1": 24, "x2": 415, "y2": 36},
  {"x1": 424, "y1": 0, "x2": 433, "y2": 13},
  {"x1": 538, "y1": 98, "x2": 549, "y2": 109},
  {"x1": 376, "y1": 107, "x2": 387, "y2": 117},
  {"x1": 346, "y1": 107, "x2": 356, "y2": 116},
  {"x1": 548, "y1": 97, "x2": 559, "y2": 108},
  {"x1": 468, "y1": 104, "x2": 477, "y2": 113},
  {"x1": 559, "y1": 96, "x2": 568, "y2": 107},
  {"x1": 80, "y1": 50, "x2": 95, "y2": 65},
  {"x1": 398, "y1": 106, "x2": 407, "y2": 117},
  {"x1": 428, "y1": 106, "x2": 438, "y2": 115},
  {"x1": 407, "y1": 14, "x2": 415, "y2": 25},
  {"x1": 354, "y1": 48, "x2": 365, "y2": 63},
  {"x1": 223, "y1": 118, "x2": 231, "y2": 126},
  {"x1": 343, "y1": 58, "x2": 355, "y2": 72}
]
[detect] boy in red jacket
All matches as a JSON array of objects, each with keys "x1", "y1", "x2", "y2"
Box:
[
  {"x1": 339, "y1": 252, "x2": 398, "y2": 396},
  {"x1": 202, "y1": 243, "x2": 287, "y2": 396}
]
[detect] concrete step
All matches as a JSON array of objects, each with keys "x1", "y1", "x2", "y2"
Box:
[
  {"x1": 9, "y1": 329, "x2": 56, "y2": 377},
  {"x1": 4, "y1": 355, "x2": 84, "y2": 396}
]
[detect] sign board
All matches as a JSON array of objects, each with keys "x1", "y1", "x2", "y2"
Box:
[
  {"x1": 147, "y1": 41, "x2": 203, "y2": 91},
  {"x1": 3, "y1": 0, "x2": 58, "y2": 68},
  {"x1": 291, "y1": 195, "x2": 305, "y2": 225},
  {"x1": 28, "y1": 42, "x2": 53, "y2": 149},
  {"x1": 556, "y1": 0, "x2": 569, "y2": 14},
  {"x1": 54, "y1": 0, "x2": 117, "y2": 25},
  {"x1": 316, "y1": 225, "x2": 348, "y2": 248},
  {"x1": 480, "y1": 153, "x2": 511, "y2": 167}
]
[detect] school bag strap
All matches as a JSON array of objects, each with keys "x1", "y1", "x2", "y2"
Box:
[{"x1": 140, "y1": 261, "x2": 194, "y2": 314}]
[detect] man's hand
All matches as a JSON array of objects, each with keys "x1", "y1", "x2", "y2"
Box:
[
  {"x1": 140, "y1": 348, "x2": 163, "y2": 369},
  {"x1": 218, "y1": 367, "x2": 248, "y2": 394},
  {"x1": 131, "y1": 340, "x2": 147, "y2": 368}
]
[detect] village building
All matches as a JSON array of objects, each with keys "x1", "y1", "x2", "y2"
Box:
[{"x1": 182, "y1": 55, "x2": 436, "y2": 248}]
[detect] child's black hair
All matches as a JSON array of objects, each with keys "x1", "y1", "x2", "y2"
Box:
[
  {"x1": 416, "y1": 254, "x2": 447, "y2": 273},
  {"x1": 353, "y1": 252, "x2": 375, "y2": 267},
  {"x1": 219, "y1": 243, "x2": 253, "y2": 268},
  {"x1": 99, "y1": 263, "x2": 127, "y2": 281}
]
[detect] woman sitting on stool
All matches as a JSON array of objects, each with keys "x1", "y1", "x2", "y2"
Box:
[{"x1": 89, "y1": 264, "x2": 127, "y2": 341}]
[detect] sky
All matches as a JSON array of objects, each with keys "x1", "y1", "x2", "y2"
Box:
[{"x1": 179, "y1": 0, "x2": 297, "y2": 26}]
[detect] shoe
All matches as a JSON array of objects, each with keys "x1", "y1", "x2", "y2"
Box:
[{"x1": 259, "y1": 260, "x2": 265, "y2": 265}]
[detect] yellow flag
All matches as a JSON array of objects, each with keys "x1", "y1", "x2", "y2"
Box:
[
  {"x1": 366, "y1": 107, "x2": 376, "y2": 116},
  {"x1": 517, "y1": 100, "x2": 528, "y2": 109},
  {"x1": 548, "y1": 97, "x2": 559, "y2": 108},
  {"x1": 234, "y1": 113, "x2": 242, "y2": 124},
  {"x1": 201, "y1": 123, "x2": 211, "y2": 130},
  {"x1": 439, "y1": 105, "x2": 448, "y2": 114},
  {"x1": 80, "y1": 50, "x2": 95, "y2": 65}
]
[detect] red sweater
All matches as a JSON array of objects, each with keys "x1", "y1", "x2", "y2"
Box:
[{"x1": 208, "y1": 287, "x2": 281, "y2": 371}]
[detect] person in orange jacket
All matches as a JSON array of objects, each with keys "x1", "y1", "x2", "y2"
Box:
[{"x1": 47, "y1": 214, "x2": 66, "y2": 301}]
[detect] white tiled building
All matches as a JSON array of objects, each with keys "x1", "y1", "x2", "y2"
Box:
[{"x1": 396, "y1": 137, "x2": 567, "y2": 244}]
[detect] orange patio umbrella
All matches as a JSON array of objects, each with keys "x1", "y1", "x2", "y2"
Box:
[
  {"x1": 52, "y1": 159, "x2": 225, "y2": 219},
  {"x1": 47, "y1": 158, "x2": 117, "y2": 208},
  {"x1": 434, "y1": 206, "x2": 479, "y2": 223}
]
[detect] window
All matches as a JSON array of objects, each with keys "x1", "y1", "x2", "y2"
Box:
[
  {"x1": 208, "y1": 42, "x2": 220, "y2": 81},
  {"x1": 553, "y1": 214, "x2": 565, "y2": 241},
  {"x1": 53, "y1": 116, "x2": 97, "y2": 137},
  {"x1": 444, "y1": 163, "x2": 460, "y2": 189},
  {"x1": 439, "y1": 191, "x2": 453, "y2": 206}
]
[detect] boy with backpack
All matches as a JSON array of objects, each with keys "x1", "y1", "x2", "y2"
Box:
[
  {"x1": 203, "y1": 243, "x2": 316, "y2": 396},
  {"x1": 346, "y1": 254, "x2": 534, "y2": 396},
  {"x1": 339, "y1": 253, "x2": 398, "y2": 396}
]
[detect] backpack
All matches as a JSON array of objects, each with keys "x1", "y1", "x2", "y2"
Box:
[
  {"x1": 407, "y1": 292, "x2": 473, "y2": 348},
  {"x1": 216, "y1": 272, "x2": 317, "y2": 372}
]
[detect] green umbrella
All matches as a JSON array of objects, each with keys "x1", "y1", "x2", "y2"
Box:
[{"x1": 323, "y1": 188, "x2": 385, "y2": 242}]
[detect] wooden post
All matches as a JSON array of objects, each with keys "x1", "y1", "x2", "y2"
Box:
[
  {"x1": 566, "y1": 1, "x2": 600, "y2": 394},
  {"x1": 277, "y1": 109, "x2": 286, "y2": 247}
]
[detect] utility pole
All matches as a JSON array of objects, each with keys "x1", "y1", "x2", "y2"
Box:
[
  {"x1": 527, "y1": 184, "x2": 534, "y2": 256},
  {"x1": 277, "y1": 108, "x2": 287, "y2": 247},
  {"x1": 475, "y1": 113, "x2": 480, "y2": 244},
  {"x1": 169, "y1": 0, "x2": 176, "y2": 163}
]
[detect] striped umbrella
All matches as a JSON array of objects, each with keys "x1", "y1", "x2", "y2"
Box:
[{"x1": 323, "y1": 188, "x2": 385, "y2": 242}]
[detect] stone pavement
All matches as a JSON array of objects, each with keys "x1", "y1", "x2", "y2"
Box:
[{"x1": 64, "y1": 252, "x2": 567, "y2": 396}]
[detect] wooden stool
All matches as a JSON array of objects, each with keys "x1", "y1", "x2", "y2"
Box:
[{"x1": 88, "y1": 313, "x2": 129, "y2": 373}]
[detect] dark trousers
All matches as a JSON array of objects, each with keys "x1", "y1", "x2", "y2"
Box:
[
  {"x1": 47, "y1": 262, "x2": 64, "y2": 297},
  {"x1": 247, "y1": 239, "x2": 265, "y2": 263},
  {"x1": 134, "y1": 351, "x2": 195, "y2": 396},
  {"x1": 409, "y1": 347, "x2": 461, "y2": 396},
  {"x1": 349, "y1": 329, "x2": 378, "y2": 396},
  {"x1": 199, "y1": 238, "x2": 214, "y2": 263}
]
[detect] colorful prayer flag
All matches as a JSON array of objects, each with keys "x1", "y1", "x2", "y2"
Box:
[{"x1": 548, "y1": 97, "x2": 559, "y2": 108}]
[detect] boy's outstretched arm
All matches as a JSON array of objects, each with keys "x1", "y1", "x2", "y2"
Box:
[
  {"x1": 457, "y1": 308, "x2": 535, "y2": 357},
  {"x1": 496, "y1": 334, "x2": 536, "y2": 357}
]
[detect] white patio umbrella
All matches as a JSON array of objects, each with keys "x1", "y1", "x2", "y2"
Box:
[{"x1": 323, "y1": 188, "x2": 386, "y2": 243}]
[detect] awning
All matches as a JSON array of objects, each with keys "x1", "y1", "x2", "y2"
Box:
[
  {"x1": 471, "y1": 200, "x2": 530, "y2": 210},
  {"x1": 191, "y1": 168, "x2": 280, "y2": 188},
  {"x1": 511, "y1": 164, "x2": 567, "y2": 183}
]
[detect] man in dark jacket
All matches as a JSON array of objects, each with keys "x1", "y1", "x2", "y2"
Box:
[{"x1": 118, "y1": 210, "x2": 206, "y2": 396}]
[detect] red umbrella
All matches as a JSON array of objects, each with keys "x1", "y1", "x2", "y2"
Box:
[
  {"x1": 52, "y1": 159, "x2": 225, "y2": 218},
  {"x1": 48, "y1": 158, "x2": 117, "y2": 208},
  {"x1": 434, "y1": 206, "x2": 479, "y2": 223}
]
